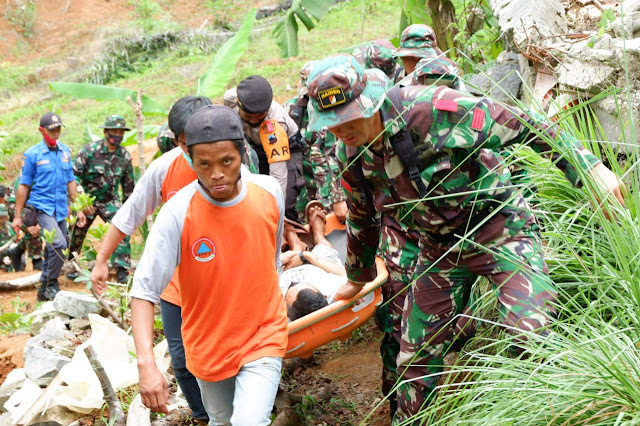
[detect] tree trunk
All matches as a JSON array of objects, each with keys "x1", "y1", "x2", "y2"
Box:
[{"x1": 425, "y1": 0, "x2": 458, "y2": 56}]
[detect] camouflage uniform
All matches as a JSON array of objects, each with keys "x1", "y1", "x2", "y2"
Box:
[
  {"x1": 392, "y1": 24, "x2": 446, "y2": 86},
  {"x1": 156, "y1": 123, "x2": 175, "y2": 154},
  {"x1": 306, "y1": 56, "x2": 601, "y2": 422},
  {"x1": 6, "y1": 179, "x2": 43, "y2": 269},
  {"x1": 353, "y1": 40, "x2": 401, "y2": 81},
  {"x1": 0, "y1": 204, "x2": 20, "y2": 273},
  {"x1": 71, "y1": 116, "x2": 135, "y2": 269},
  {"x1": 285, "y1": 61, "x2": 346, "y2": 223}
]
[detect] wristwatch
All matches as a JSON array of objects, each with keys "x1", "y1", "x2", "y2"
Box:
[{"x1": 299, "y1": 251, "x2": 309, "y2": 264}]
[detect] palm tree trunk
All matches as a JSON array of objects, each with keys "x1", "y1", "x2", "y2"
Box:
[{"x1": 425, "y1": 0, "x2": 458, "y2": 56}]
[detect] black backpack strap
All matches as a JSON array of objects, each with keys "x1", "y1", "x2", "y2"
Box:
[
  {"x1": 290, "y1": 96, "x2": 308, "y2": 130},
  {"x1": 383, "y1": 87, "x2": 429, "y2": 198},
  {"x1": 346, "y1": 150, "x2": 376, "y2": 217}
]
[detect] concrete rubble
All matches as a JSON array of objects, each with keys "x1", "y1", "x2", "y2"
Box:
[{"x1": 480, "y1": 0, "x2": 640, "y2": 150}]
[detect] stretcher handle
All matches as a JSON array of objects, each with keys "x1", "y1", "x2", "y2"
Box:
[{"x1": 288, "y1": 257, "x2": 388, "y2": 334}]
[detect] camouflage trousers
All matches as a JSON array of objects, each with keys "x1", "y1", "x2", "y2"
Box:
[
  {"x1": 18, "y1": 233, "x2": 43, "y2": 262},
  {"x1": 394, "y1": 217, "x2": 555, "y2": 423},
  {"x1": 375, "y1": 215, "x2": 421, "y2": 418},
  {"x1": 295, "y1": 143, "x2": 333, "y2": 223},
  {"x1": 69, "y1": 204, "x2": 130, "y2": 269}
]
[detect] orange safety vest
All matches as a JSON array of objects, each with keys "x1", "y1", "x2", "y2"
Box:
[{"x1": 259, "y1": 119, "x2": 291, "y2": 163}]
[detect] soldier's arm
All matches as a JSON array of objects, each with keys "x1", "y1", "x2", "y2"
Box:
[
  {"x1": 336, "y1": 144, "x2": 381, "y2": 284},
  {"x1": 73, "y1": 147, "x2": 88, "y2": 186}
]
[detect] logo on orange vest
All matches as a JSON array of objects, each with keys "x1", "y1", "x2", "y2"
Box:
[{"x1": 191, "y1": 237, "x2": 216, "y2": 262}]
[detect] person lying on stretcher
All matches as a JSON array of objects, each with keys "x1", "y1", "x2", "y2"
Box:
[{"x1": 280, "y1": 203, "x2": 346, "y2": 321}]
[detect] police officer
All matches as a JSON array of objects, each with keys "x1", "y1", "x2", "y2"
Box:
[
  {"x1": 13, "y1": 112, "x2": 86, "y2": 301},
  {"x1": 224, "y1": 75, "x2": 303, "y2": 220},
  {"x1": 70, "y1": 115, "x2": 135, "y2": 283},
  {"x1": 306, "y1": 55, "x2": 624, "y2": 422}
]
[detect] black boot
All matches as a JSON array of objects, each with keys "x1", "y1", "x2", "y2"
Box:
[
  {"x1": 116, "y1": 267, "x2": 129, "y2": 283},
  {"x1": 37, "y1": 280, "x2": 49, "y2": 302},
  {"x1": 32, "y1": 258, "x2": 43, "y2": 270},
  {"x1": 46, "y1": 279, "x2": 60, "y2": 300}
]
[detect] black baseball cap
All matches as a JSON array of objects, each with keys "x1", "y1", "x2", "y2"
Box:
[
  {"x1": 184, "y1": 105, "x2": 244, "y2": 147},
  {"x1": 39, "y1": 112, "x2": 64, "y2": 130},
  {"x1": 236, "y1": 75, "x2": 273, "y2": 114}
]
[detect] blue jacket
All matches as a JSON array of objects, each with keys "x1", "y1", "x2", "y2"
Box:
[{"x1": 19, "y1": 140, "x2": 75, "y2": 222}]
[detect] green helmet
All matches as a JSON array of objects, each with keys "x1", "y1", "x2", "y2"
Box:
[
  {"x1": 156, "y1": 123, "x2": 175, "y2": 154},
  {"x1": 100, "y1": 115, "x2": 131, "y2": 131}
]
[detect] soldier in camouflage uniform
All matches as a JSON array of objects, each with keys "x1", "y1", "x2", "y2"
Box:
[
  {"x1": 352, "y1": 40, "x2": 402, "y2": 81},
  {"x1": 0, "y1": 204, "x2": 22, "y2": 273},
  {"x1": 156, "y1": 123, "x2": 175, "y2": 154},
  {"x1": 71, "y1": 115, "x2": 135, "y2": 282},
  {"x1": 1, "y1": 182, "x2": 43, "y2": 270},
  {"x1": 412, "y1": 56, "x2": 462, "y2": 90},
  {"x1": 393, "y1": 24, "x2": 445, "y2": 85},
  {"x1": 306, "y1": 55, "x2": 624, "y2": 422},
  {"x1": 285, "y1": 61, "x2": 348, "y2": 224}
]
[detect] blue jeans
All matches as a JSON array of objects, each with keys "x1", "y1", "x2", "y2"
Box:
[
  {"x1": 37, "y1": 210, "x2": 67, "y2": 281},
  {"x1": 160, "y1": 299, "x2": 208, "y2": 421},
  {"x1": 197, "y1": 357, "x2": 282, "y2": 426}
]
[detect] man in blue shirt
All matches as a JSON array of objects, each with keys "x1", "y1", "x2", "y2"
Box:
[{"x1": 12, "y1": 112, "x2": 86, "y2": 301}]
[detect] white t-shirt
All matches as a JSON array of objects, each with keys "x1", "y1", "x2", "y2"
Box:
[{"x1": 279, "y1": 245, "x2": 346, "y2": 304}]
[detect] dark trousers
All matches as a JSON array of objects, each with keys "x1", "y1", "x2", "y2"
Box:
[
  {"x1": 37, "y1": 210, "x2": 68, "y2": 281},
  {"x1": 285, "y1": 151, "x2": 304, "y2": 221},
  {"x1": 160, "y1": 299, "x2": 208, "y2": 421}
]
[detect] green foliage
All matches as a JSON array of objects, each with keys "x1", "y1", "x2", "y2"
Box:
[
  {"x1": 589, "y1": 8, "x2": 616, "y2": 47},
  {"x1": 450, "y1": 0, "x2": 502, "y2": 72},
  {"x1": 399, "y1": 0, "x2": 432, "y2": 28},
  {"x1": 0, "y1": 63, "x2": 33, "y2": 91},
  {"x1": 129, "y1": 0, "x2": 165, "y2": 34},
  {"x1": 43, "y1": 228, "x2": 58, "y2": 245},
  {"x1": 121, "y1": 124, "x2": 161, "y2": 147},
  {"x1": 273, "y1": 0, "x2": 333, "y2": 58},
  {"x1": 5, "y1": 0, "x2": 38, "y2": 38},
  {"x1": 83, "y1": 124, "x2": 102, "y2": 144},
  {"x1": 197, "y1": 9, "x2": 256, "y2": 98},
  {"x1": 71, "y1": 192, "x2": 96, "y2": 213},
  {"x1": 0, "y1": 297, "x2": 32, "y2": 334},
  {"x1": 48, "y1": 82, "x2": 167, "y2": 116}
]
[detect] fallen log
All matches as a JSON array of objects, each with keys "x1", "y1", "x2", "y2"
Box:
[{"x1": 0, "y1": 271, "x2": 41, "y2": 290}]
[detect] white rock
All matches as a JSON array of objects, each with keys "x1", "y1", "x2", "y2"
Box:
[
  {"x1": 53, "y1": 291, "x2": 100, "y2": 319},
  {"x1": 4, "y1": 379, "x2": 42, "y2": 423}
]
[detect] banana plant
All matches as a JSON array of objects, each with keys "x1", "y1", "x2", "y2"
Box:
[{"x1": 273, "y1": 0, "x2": 333, "y2": 58}]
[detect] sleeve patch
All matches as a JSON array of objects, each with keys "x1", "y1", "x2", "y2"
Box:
[
  {"x1": 341, "y1": 178, "x2": 352, "y2": 193},
  {"x1": 434, "y1": 99, "x2": 458, "y2": 112},
  {"x1": 471, "y1": 108, "x2": 485, "y2": 131}
]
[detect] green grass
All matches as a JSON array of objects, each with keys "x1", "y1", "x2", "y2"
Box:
[{"x1": 0, "y1": 0, "x2": 399, "y2": 176}]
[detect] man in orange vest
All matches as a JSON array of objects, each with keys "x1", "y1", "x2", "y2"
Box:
[
  {"x1": 130, "y1": 105, "x2": 287, "y2": 424},
  {"x1": 91, "y1": 96, "x2": 213, "y2": 422}
]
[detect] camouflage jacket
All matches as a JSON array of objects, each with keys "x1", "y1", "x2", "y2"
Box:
[
  {"x1": 0, "y1": 222, "x2": 15, "y2": 246},
  {"x1": 285, "y1": 95, "x2": 346, "y2": 204},
  {"x1": 337, "y1": 85, "x2": 601, "y2": 282},
  {"x1": 73, "y1": 139, "x2": 134, "y2": 209}
]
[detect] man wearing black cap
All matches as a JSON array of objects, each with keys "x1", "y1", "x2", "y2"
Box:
[
  {"x1": 224, "y1": 75, "x2": 304, "y2": 221},
  {"x1": 13, "y1": 112, "x2": 86, "y2": 301},
  {"x1": 130, "y1": 105, "x2": 287, "y2": 424}
]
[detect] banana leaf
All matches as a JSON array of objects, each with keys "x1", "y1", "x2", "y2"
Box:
[
  {"x1": 197, "y1": 9, "x2": 256, "y2": 98},
  {"x1": 122, "y1": 124, "x2": 161, "y2": 147},
  {"x1": 83, "y1": 124, "x2": 102, "y2": 144},
  {"x1": 273, "y1": 0, "x2": 333, "y2": 58},
  {"x1": 48, "y1": 82, "x2": 168, "y2": 116}
]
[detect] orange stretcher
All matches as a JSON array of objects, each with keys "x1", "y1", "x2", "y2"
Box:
[{"x1": 284, "y1": 213, "x2": 388, "y2": 359}]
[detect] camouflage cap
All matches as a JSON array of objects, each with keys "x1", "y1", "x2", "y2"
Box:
[
  {"x1": 156, "y1": 122, "x2": 176, "y2": 154},
  {"x1": 100, "y1": 115, "x2": 131, "y2": 131},
  {"x1": 365, "y1": 39, "x2": 397, "y2": 76},
  {"x1": 298, "y1": 60, "x2": 317, "y2": 97},
  {"x1": 351, "y1": 44, "x2": 370, "y2": 66},
  {"x1": 412, "y1": 56, "x2": 461, "y2": 89},
  {"x1": 0, "y1": 204, "x2": 8, "y2": 217},
  {"x1": 307, "y1": 54, "x2": 388, "y2": 133},
  {"x1": 393, "y1": 24, "x2": 441, "y2": 59}
]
